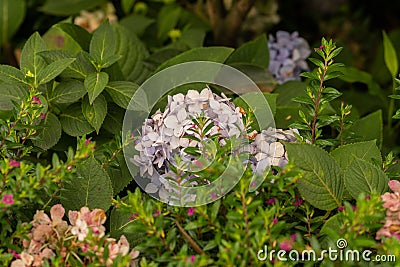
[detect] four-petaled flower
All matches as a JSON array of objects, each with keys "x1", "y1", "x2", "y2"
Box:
[{"x1": 187, "y1": 207, "x2": 195, "y2": 216}]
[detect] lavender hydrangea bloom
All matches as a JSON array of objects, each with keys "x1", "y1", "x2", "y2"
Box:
[
  {"x1": 268, "y1": 31, "x2": 311, "y2": 84},
  {"x1": 132, "y1": 87, "x2": 299, "y2": 202}
]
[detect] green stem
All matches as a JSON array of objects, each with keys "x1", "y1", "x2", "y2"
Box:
[{"x1": 387, "y1": 78, "x2": 396, "y2": 133}]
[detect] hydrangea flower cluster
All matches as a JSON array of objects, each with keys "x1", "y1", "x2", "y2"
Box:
[
  {"x1": 11, "y1": 204, "x2": 139, "y2": 267},
  {"x1": 268, "y1": 31, "x2": 311, "y2": 84},
  {"x1": 376, "y1": 180, "x2": 400, "y2": 240},
  {"x1": 132, "y1": 87, "x2": 298, "y2": 201}
]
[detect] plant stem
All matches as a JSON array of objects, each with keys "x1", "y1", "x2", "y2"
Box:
[
  {"x1": 175, "y1": 218, "x2": 205, "y2": 254},
  {"x1": 311, "y1": 60, "x2": 328, "y2": 143},
  {"x1": 387, "y1": 78, "x2": 396, "y2": 134}
]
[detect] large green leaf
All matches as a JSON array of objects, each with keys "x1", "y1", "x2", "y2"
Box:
[
  {"x1": 37, "y1": 58, "x2": 75, "y2": 85},
  {"x1": 0, "y1": 83, "x2": 27, "y2": 110},
  {"x1": 120, "y1": 15, "x2": 155, "y2": 37},
  {"x1": 50, "y1": 80, "x2": 86, "y2": 104},
  {"x1": 59, "y1": 103, "x2": 94, "y2": 136},
  {"x1": 226, "y1": 34, "x2": 269, "y2": 68},
  {"x1": 90, "y1": 21, "x2": 117, "y2": 68},
  {"x1": 285, "y1": 143, "x2": 343, "y2": 210},
  {"x1": 382, "y1": 31, "x2": 399, "y2": 78},
  {"x1": 113, "y1": 24, "x2": 150, "y2": 83},
  {"x1": 0, "y1": 0, "x2": 26, "y2": 45},
  {"x1": 0, "y1": 65, "x2": 28, "y2": 86},
  {"x1": 82, "y1": 94, "x2": 107, "y2": 134},
  {"x1": 342, "y1": 110, "x2": 383, "y2": 148},
  {"x1": 32, "y1": 113, "x2": 61, "y2": 150},
  {"x1": 155, "y1": 47, "x2": 234, "y2": 73},
  {"x1": 20, "y1": 32, "x2": 47, "y2": 86},
  {"x1": 344, "y1": 157, "x2": 389, "y2": 198},
  {"x1": 40, "y1": 0, "x2": 105, "y2": 16},
  {"x1": 61, "y1": 156, "x2": 113, "y2": 211},
  {"x1": 105, "y1": 81, "x2": 139, "y2": 109},
  {"x1": 330, "y1": 140, "x2": 382, "y2": 171},
  {"x1": 84, "y1": 72, "x2": 109, "y2": 104},
  {"x1": 102, "y1": 103, "x2": 124, "y2": 134}
]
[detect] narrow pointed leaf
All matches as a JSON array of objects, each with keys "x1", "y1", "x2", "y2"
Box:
[{"x1": 382, "y1": 31, "x2": 398, "y2": 78}]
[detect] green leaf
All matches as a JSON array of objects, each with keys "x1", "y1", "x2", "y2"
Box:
[
  {"x1": 121, "y1": 0, "x2": 135, "y2": 14},
  {"x1": 40, "y1": 0, "x2": 105, "y2": 16},
  {"x1": 382, "y1": 31, "x2": 399, "y2": 78},
  {"x1": 156, "y1": 47, "x2": 234, "y2": 73},
  {"x1": 105, "y1": 153, "x2": 134, "y2": 195},
  {"x1": 50, "y1": 80, "x2": 86, "y2": 104},
  {"x1": 84, "y1": 72, "x2": 109, "y2": 104},
  {"x1": 330, "y1": 140, "x2": 382, "y2": 171},
  {"x1": 82, "y1": 94, "x2": 107, "y2": 134},
  {"x1": 59, "y1": 103, "x2": 94, "y2": 136},
  {"x1": 102, "y1": 103, "x2": 124, "y2": 134},
  {"x1": 342, "y1": 110, "x2": 383, "y2": 148},
  {"x1": 90, "y1": 21, "x2": 117, "y2": 68},
  {"x1": 226, "y1": 34, "x2": 269, "y2": 68},
  {"x1": 109, "y1": 206, "x2": 142, "y2": 246},
  {"x1": 40, "y1": 50, "x2": 95, "y2": 79},
  {"x1": 227, "y1": 63, "x2": 275, "y2": 93},
  {"x1": 157, "y1": 4, "x2": 181, "y2": 41},
  {"x1": 0, "y1": 0, "x2": 26, "y2": 45},
  {"x1": 105, "y1": 81, "x2": 139, "y2": 109},
  {"x1": 285, "y1": 143, "x2": 343, "y2": 210},
  {"x1": 0, "y1": 65, "x2": 28, "y2": 86},
  {"x1": 20, "y1": 32, "x2": 47, "y2": 85},
  {"x1": 37, "y1": 58, "x2": 75, "y2": 85},
  {"x1": 54, "y1": 23, "x2": 91, "y2": 51},
  {"x1": 120, "y1": 15, "x2": 154, "y2": 37},
  {"x1": 32, "y1": 113, "x2": 61, "y2": 150},
  {"x1": 0, "y1": 83, "x2": 27, "y2": 110},
  {"x1": 344, "y1": 157, "x2": 389, "y2": 198},
  {"x1": 61, "y1": 156, "x2": 113, "y2": 211}
]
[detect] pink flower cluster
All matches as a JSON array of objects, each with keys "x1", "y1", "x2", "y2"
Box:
[
  {"x1": 376, "y1": 180, "x2": 400, "y2": 240},
  {"x1": 11, "y1": 204, "x2": 139, "y2": 267}
]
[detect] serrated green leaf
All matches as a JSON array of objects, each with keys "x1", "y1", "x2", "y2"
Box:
[
  {"x1": 382, "y1": 31, "x2": 399, "y2": 78},
  {"x1": 105, "y1": 81, "x2": 139, "y2": 109},
  {"x1": 0, "y1": 0, "x2": 26, "y2": 45},
  {"x1": 342, "y1": 110, "x2": 383, "y2": 148},
  {"x1": 90, "y1": 21, "x2": 116, "y2": 68},
  {"x1": 82, "y1": 94, "x2": 107, "y2": 133},
  {"x1": 0, "y1": 65, "x2": 28, "y2": 86},
  {"x1": 32, "y1": 113, "x2": 61, "y2": 150},
  {"x1": 40, "y1": 50, "x2": 95, "y2": 79},
  {"x1": 20, "y1": 32, "x2": 47, "y2": 85},
  {"x1": 330, "y1": 140, "x2": 382, "y2": 171},
  {"x1": 40, "y1": 0, "x2": 105, "y2": 16},
  {"x1": 102, "y1": 103, "x2": 124, "y2": 134},
  {"x1": 61, "y1": 156, "x2": 113, "y2": 211},
  {"x1": 344, "y1": 157, "x2": 389, "y2": 198},
  {"x1": 59, "y1": 103, "x2": 94, "y2": 136},
  {"x1": 37, "y1": 58, "x2": 75, "y2": 85},
  {"x1": 285, "y1": 143, "x2": 343, "y2": 210},
  {"x1": 51, "y1": 80, "x2": 86, "y2": 104},
  {"x1": 156, "y1": 47, "x2": 234, "y2": 73},
  {"x1": 0, "y1": 83, "x2": 27, "y2": 110},
  {"x1": 226, "y1": 34, "x2": 269, "y2": 68},
  {"x1": 84, "y1": 72, "x2": 109, "y2": 104}
]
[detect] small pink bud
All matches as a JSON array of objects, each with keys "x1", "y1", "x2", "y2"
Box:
[
  {"x1": 40, "y1": 113, "x2": 46, "y2": 120},
  {"x1": 273, "y1": 218, "x2": 278, "y2": 224},
  {"x1": 32, "y1": 96, "x2": 42, "y2": 105},
  {"x1": 187, "y1": 207, "x2": 195, "y2": 216},
  {"x1": 9, "y1": 159, "x2": 20, "y2": 167}
]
